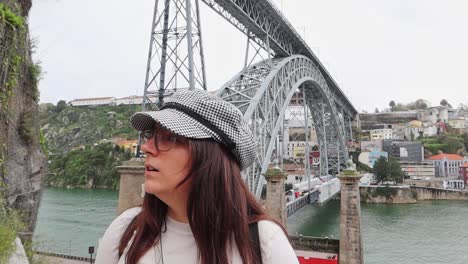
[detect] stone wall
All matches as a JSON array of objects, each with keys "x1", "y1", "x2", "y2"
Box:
[
  {"x1": 412, "y1": 187, "x2": 468, "y2": 201},
  {"x1": 360, "y1": 186, "x2": 417, "y2": 204},
  {"x1": 360, "y1": 186, "x2": 468, "y2": 203},
  {"x1": 289, "y1": 236, "x2": 339, "y2": 254}
]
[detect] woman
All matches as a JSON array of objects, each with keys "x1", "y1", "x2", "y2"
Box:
[{"x1": 95, "y1": 89, "x2": 298, "y2": 264}]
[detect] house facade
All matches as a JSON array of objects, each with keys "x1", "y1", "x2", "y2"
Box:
[{"x1": 427, "y1": 154, "x2": 468, "y2": 177}]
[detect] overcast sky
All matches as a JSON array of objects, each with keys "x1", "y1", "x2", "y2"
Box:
[{"x1": 29, "y1": 0, "x2": 468, "y2": 112}]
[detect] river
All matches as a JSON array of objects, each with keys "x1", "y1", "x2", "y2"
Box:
[{"x1": 35, "y1": 188, "x2": 468, "y2": 263}]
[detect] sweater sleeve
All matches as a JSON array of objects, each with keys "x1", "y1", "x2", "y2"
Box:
[
  {"x1": 95, "y1": 207, "x2": 142, "y2": 264},
  {"x1": 258, "y1": 220, "x2": 299, "y2": 264}
]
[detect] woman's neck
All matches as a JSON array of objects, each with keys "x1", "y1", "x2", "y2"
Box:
[{"x1": 159, "y1": 190, "x2": 189, "y2": 223}]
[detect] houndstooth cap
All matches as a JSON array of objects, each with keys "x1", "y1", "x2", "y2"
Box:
[{"x1": 130, "y1": 89, "x2": 255, "y2": 171}]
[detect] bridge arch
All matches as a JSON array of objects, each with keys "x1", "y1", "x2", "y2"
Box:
[{"x1": 216, "y1": 55, "x2": 352, "y2": 197}]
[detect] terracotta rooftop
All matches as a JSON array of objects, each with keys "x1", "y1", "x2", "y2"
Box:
[
  {"x1": 427, "y1": 153, "x2": 464, "y2": 161},
  {"x1": 461, "y1": 163, "x2": 468, "y2": 168}
]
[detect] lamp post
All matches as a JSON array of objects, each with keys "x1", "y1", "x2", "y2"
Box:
[{"x1": 88, "y1": 246, "x2": 95, "y2": 264}]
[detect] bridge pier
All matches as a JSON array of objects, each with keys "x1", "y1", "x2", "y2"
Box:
[
  {"x1": 264, "y1": 163, "x2": 288, "y2": 226},
  {"x1": 337, "y1": 164, "x2": 364, "y2": 264},
  {"x1": 116, "y1": 158, "x2": 145, "y2": 215}
]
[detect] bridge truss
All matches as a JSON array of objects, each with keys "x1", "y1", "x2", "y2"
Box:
[{"x1": 140, "y1": 0, "x2": 358, "y2": 198}]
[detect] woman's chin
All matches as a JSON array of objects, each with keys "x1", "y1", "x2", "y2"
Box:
[{"x1": 145, "y1": 183, "x2": 162, "y2": 195}]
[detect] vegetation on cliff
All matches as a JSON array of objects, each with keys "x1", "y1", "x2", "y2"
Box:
[
  {"x1": 40, "y1": 103, "x2": 139, "y2": 154},
  {"x1": 47, "y1": 143, "x2": 133, "y2": 189},
  {"x1": 39, "y1": 102, "x2": 139, "y2": 188},
  {"x1": 418, "y1": 134, "x2": 466, "y2": 155},
  {"x1": 0, "y1": 196, "x2": 23, "y2": 262}
]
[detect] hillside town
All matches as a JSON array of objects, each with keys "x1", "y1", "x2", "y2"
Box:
[{"x1": 64, "y1": 94, "x2": 468, "y2": 193}]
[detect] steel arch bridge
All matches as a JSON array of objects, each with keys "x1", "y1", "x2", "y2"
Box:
[{"x1": 140, "y1": 0, "x2": 358, "y2": 198}]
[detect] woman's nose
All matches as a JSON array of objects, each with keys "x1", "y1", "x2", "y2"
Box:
[{"x1": 141, "y1": 137, "x2": 159, "y2": 157}]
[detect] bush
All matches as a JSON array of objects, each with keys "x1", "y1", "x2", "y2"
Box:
[{"x1": 0, "y1": 197, "x2": 25, "y2": 263}]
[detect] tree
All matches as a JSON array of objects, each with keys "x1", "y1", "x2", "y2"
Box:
[
  {"x1": 388, "y1": 157, "x2": 403, "y2": 184},
  {"x1": 373, "y1": 156, "x2": 403, "y2": 184},
  {"x1": 414, "y1": 99, "x2": 429, "y2": 109},
  {"x1": 440, "y1": 99, "x2": 452, "y2": 108},
  {"x1": 373, "y1": 157, "x2": 389, "y2": 183},
  {"x1": 374, "y1": 107, "x2": 380, "y2": 113},
  {"x1": 55, "y1": 100, "x2": 67, "y2": 113},
  {"x1": 389, "y1": 100, "x2": 396, "y2": 111}
]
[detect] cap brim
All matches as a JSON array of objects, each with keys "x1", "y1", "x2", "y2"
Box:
[{"x1": 130, "y1": 109, "x2": 213, "y2": 139}]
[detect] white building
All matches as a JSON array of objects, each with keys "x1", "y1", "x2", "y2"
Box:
[
  {"x1": 367, "y1": 124, "x2": 393, "y2": 140},
  {"x1": 448, "y1": 117, "x2": 466, "y2": 129},
  {"x1": 69, "y1": 97, "x2": 115, "y2": 106},
  {"x1": 418, "y1": 106, "x2": 456, "y2": 123},
  {"x1": 113, "y1": 95, "x2": 142, "y2": 105}
]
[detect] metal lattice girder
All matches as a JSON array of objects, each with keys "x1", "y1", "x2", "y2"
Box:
[
  {"x1": 201, "y1": 0, "x2": 357, "y2": 118},
  {"x1": 142, "y1": 0, "x2": 207, "y2": 110},
  {"x1": 217, "y1": 55, "x2": 350, "y2": 197}
]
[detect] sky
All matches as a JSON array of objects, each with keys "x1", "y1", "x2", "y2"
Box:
[{"x1": 29, "y1": 0, "x2": 468, "y2": 113}]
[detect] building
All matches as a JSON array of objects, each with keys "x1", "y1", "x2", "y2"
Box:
[
  {"x1": 359, "y1": 111, "x2": 418, "y2": 130},
  {"x1": 448, "y1": 117, "x2": 466, "y2": 129},
  {"x1": 382, "y1": 140, "x2": 424, "y2": 162},
  {"x1": 417, "y1": 106, "x2": 456, "y2": 123},
  {"x1": 459, "y1": 163, "x2": 468, "y2": 186},
  {"x1": 400, "y1": 161, "x2": 435, "y2": 179},
  {"x1": 426, "y1": 154, "x2": 468, "y2": 177},
  {"x1": 368, "y1": 124, "x2": 392, "y2": 140},
  {"x1": 69, "y1": 97, "x2": 116, "y2": 106},
  {"x1": 283, "y1": 118, "x2": 317, "y2": 161},
  {"x1": 113, "y1": 95, "x2": 142, "y2": 105},
  {"x1": 358, "y1": 151, "x2": 388, "y2": 168},
  {"x1": 117, "y1": 140, "x2": 138, "y2": 154},
  {"x1": 360, "y1": 140, "x2": 383, "y2": 152}
]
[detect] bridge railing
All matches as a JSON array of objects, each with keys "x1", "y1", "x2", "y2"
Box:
[{"x1": 286, "y1": 189, "x2": 319, "y2": 217}]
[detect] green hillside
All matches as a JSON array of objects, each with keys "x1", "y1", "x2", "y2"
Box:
[{"x1": 39, "y1": 102, "x2": 140, "y2": 188}]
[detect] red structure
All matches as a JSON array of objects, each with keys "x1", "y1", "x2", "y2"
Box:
[
  {"x1": 298, "y1": 257, "x2": 338, "y2": 264},
  {"x1": 460, "y1": 163, "x2": 468, "y2": 185}
]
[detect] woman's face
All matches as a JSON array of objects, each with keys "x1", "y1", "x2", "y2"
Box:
[{"x1": 141, "y1": 127, "x2": 192, "y2": 197}]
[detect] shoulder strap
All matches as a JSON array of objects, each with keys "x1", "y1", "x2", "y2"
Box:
[{"x1": 249, "y1": 222, "x2": 263, "y2": 264}]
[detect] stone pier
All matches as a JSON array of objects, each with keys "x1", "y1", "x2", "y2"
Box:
[
  {"x1": 338, "y1": 165, "x2": 364, "y2": 264},
  {"x1": 264, "y1": 163, "x2": 288, "y2": 227},
  {"x1": 116, "y1": 158, "x2": 145, "y2": 215}
]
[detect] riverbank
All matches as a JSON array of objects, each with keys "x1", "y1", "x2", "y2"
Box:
[
  {"x1": 360, "y1": 185, "x2": 468, "y2": 204},
  {"x1": 288, "y1": 200, "x2": 468, "y2": 264}
]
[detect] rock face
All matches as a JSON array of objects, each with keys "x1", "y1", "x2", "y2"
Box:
[
  {"x1": 360, "y1": 186, "x2": 417, "y2": 204},
  {"x1": 0, "y1": 0, "x2": 47, "y2": 240}
]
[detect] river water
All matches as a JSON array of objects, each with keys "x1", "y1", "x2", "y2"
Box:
[{"x1": 35, "y1": 188, "x2": 468, "y2": 263}]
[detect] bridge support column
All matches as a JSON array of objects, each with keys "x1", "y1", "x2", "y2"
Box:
[
  {"x1": 337, "y1": 163, "x2": 363, "y2": 264},
  {"x1": 263, "y1": 163, "x2": 288, "y2": 227},
  {"x1": 116, "y1": 158, "x2": 145, "y2": 215}
]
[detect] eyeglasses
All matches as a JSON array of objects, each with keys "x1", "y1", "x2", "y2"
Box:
[{"x1": 140, "y1": 129, "x2": 178, "y2": 152}]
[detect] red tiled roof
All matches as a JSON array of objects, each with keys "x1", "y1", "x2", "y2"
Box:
[
  {"x1": 461, "y1": 163, "x2": 468, "y2": 168},
  {"x1": 427, "y1": 153, "x2": 464, "y2": 161}
]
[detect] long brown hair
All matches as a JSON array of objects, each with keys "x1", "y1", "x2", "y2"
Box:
[{"x1": 119, "y1": 139, "x2": 282, "y2": 264}]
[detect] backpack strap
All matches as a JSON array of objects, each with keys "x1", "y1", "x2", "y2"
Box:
[{"x1": 249, "y1": 222, "x2": 262, "y2": 264}]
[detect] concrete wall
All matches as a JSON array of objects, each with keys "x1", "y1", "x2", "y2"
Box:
[{"x1": 412, "y1": 187, "x2": 468, "y2": 200}]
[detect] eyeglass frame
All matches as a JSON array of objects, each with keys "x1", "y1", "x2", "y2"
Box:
[{"x1": 139, "y1": 128, "x2": 181, "y2": 152}]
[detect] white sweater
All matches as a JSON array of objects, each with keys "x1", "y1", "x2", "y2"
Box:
[{"x1": 95, "y1": 207, "x2": 299, "y2": 264}]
